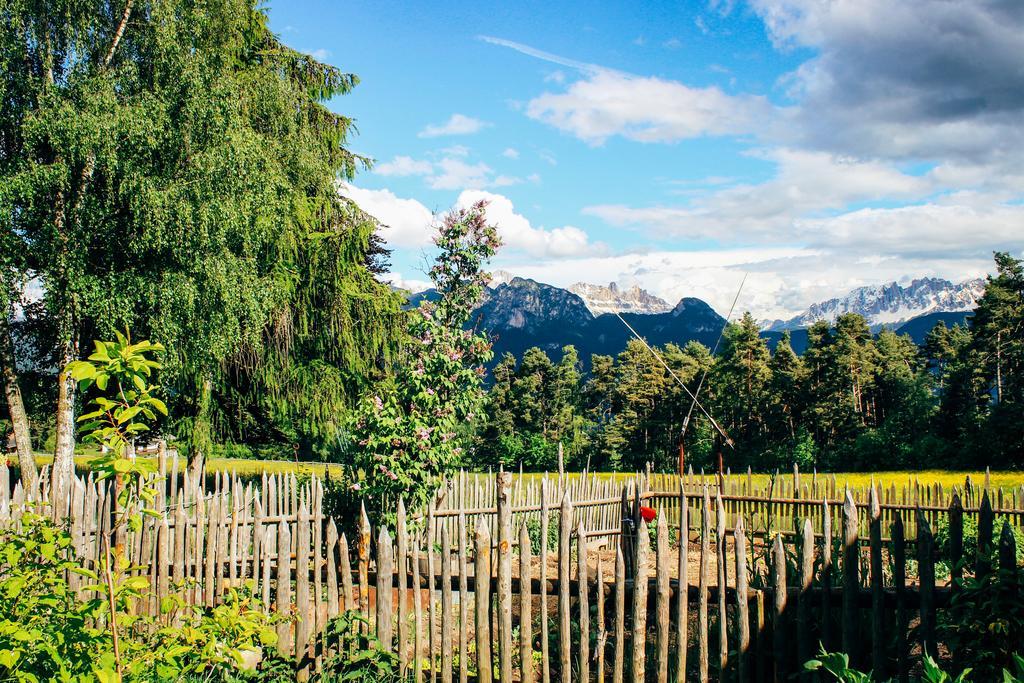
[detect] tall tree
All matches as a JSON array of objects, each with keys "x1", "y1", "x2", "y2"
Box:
[{"x1": 2, "y1": 0, "x2": 403, "y2": 486}]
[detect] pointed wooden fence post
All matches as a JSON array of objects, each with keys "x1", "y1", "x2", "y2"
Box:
[
  {"x1": 977, "y1": 492, "x2": 994, "y2": 578},
  {"x1": 917, "y1": 509, "x2": 936, "y2": 660},
  {"x1": 296, "y1": 504, "x2": 312, "y2": 681},
  {"x1": 656, "y1": 511, "x2": 671, "y2": 683},
  {"x1": 497, "y1": 472, "x2": 513, "y2": 683},
  {"x1": 735, "y1": 516, "x2": 750, "y2": 683},
  {"x1": 520, "y1": 523, "x2": 534, "y2": 683},
  {"x1": 798, "y1": 519, "x2": 813, "y2": 683},
  {"x1": 698, "y1": 487, "x2": 711, "y2": 683},
  {"x1": 841, "y1": 491, "x2": 859, "y2": 663},
  {"x1": 358, "y1": 505, "x2": 371, "y2": 631},
  {"x1": 869, "y1": 486, "x2": 885, "y2": 678},
  {"x1": 632, "y1": 516, "x2": 650, "y2": 683},
  {"x1": 559, "y1": 493, "x2": 573, "y2": 683},
  {"x1": 892, "y1": 513, "x2": 908, "y2": 683},
  {"x1": 540, "y1": 482, "x2": 552, "y2": 683},
  {"x1": 475, "y1": 526, "x2": 493, "y2": 683},
  {"x1": 772, "y1": 534, "x2": 787, "y2": 683},
  {"x1": 613, "y1": 542, "x2": 626, "y2": 683},
  {"x1": 716, "y1": 493, "x2": 728, "y2": 677},
  {"x1": 397, "y1": 500, "x2": 409, "y2": 675},
  {"x1": 458, "y1": 512, "x2": 470, "y2": 683},
  {"x1": 441, "y1": 527, "x2": 453, "y2": 683},
  {"x1": 820, "y1": 497, "x2": 832, "y2": 652},
  {"x1": 276, "y1": 521, "x2": 293, "y2": 658},
  {"x1": 578, "y1": 521, "x2": 590, "y2": 683},
  {"x1": 676, "y1": 482, "x2": 690, "y2": 683}
]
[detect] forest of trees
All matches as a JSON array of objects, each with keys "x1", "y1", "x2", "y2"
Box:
[{"x1": 475, "y1": 252, "x2": 1024, "y2": 473}]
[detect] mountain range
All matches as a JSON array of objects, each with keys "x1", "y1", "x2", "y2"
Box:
[
  {"x1": 763, "y1": 277, "x2": 984, "y2": 331},
  {"x1": 407, "y1": 275, "x2": 982, "y2": 366}
]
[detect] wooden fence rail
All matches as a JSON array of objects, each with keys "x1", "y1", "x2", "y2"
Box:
[{"x1": 0, "y1": 460, "x2": 1021, "y2": 682}]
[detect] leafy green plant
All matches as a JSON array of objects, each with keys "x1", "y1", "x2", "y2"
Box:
[
  {"x1": 65, "y1": 330, "x2": 169, "y2": 676},
  {"x1": 314, "y1": 611, "x2": 403, "y2": 682},
  {"x1": 0, "y1": 512, "x2": 291, "y2": 682},
  {"x1": 0, "y1": 511, "x2": 108, "y2": 681},
  {"x1": 934, "y1": 514, "x2": 1024, "y2": 572},
  {"x1": 940, "y1": 534, "x2": 1024, "y2": 679},
  {"x1": 805, "y1": 649, "x2": 974, "y2": 682},
  {"x1": 526, "y1": 513, "x2": 559, "y2": 554}
]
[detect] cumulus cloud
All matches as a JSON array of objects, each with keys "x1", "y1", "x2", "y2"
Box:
[
  {"x1": 585, "y1": 148, "x2": 931, "y2": 241},
  {"x1": 502, "y1": 147, "x2": 520, "y2": 159},
  {"x1": 418, "y1": 113, "x2": 490, "y2": 138},
  {"x1": 750, "y1": 0, "x2": 1024, "y2": 164},
  {"x1": 339, "y1": 184, "x2": 435, "y2": 248},
  {"x1": 527, "y1": 69, "x2": 773, "y2": 145},
  {"x1": 372, "y1": 153, "x2": 526, "y2": 191},
  {"x1": 457, "y1": 190, "x2": 605, "y2": 258},
  {"x1": 374, "y1": 155, "x2": 434, "y2": 177}
]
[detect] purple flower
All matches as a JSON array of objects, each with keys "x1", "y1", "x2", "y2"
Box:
[{"x1": 373, "y1": 395, "x2": 383, "y2": 411}]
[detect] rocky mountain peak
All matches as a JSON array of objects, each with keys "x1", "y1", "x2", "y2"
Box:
[{"x1": 568, "y1": 281, "x2": 672, "y2": 316}]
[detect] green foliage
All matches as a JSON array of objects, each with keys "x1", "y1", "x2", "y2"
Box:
[
  {"x1": 0, "y1": 512, "x2": 288, "y2": 683},
  {"x1": 350, "y1": 201, "x2": 500, "y2": 522},
  {"x1": 0, "y1": 512, "x2": 107, "y2": 681},
  {"x1": 477, "y1": 346, "x2": 589, "y2": 470},
  {"x1": 314, "y1": 612, "x2": 402, "y2": 682},
  {"x1": 934, "y1": 515, "x2": 1024, "y2": 572},
  {"x1": 526, "y1": 513, "x2": 559, "y2": 555},
  {"x1": 0, "y1": 0, "x2": 402, "y2": 464},
  {"x1": 940, "y1": 535, "x2": 1024, "y2": 679},
  {"x1": 68, "y1": 330, "x2": 167, "y2": 460},
  {"x1": 804, "y1": 649, "x2": 977, "y2": 683}
]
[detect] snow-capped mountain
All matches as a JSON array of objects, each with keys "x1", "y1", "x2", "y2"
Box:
[
  {"x1": 567, "y1": 281, "x2": 672, "y2": 316},
  {"x1": 765, "y1": 277, "x2": 985, "y2": 331}
]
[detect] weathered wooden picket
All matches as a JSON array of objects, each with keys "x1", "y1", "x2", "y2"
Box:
[{"x1": 0, "y1": 460, "x2": 1021, "y2": 682}]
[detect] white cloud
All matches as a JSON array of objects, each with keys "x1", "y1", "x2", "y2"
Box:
[
  {"x1": 585, "y1": 148, "x2": 931, "y2": 241},
  {"x1": 418, "y1": 114, "x2": 489, "y2": 138},
  {"x1": 429, "y1": 159, "x2": 500, "y2": 190},
  {"x1": 373, "y1": 154, "x2": 525, "y2": 191},
  {"x1": 526, "y1": 69, "x2": 773, "y2": 145},
  {"x1": 439, "y1": 145, "x2": 471, "y2": 157},
  {"x1": 339, "y1": 184, "x2": 435, "y2": 248},
  {"x1": 456, "y1": 190, "x2": 604, "y2": 258},
  {"x1": 502, "y1": 147, "x2": 520, "y2": 159},
  {"x1": 374, "y1": 155, "x2": 433, "y2": 177}
]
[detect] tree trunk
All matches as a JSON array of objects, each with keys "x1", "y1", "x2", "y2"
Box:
[
  {"x1": 51, "y1": 334, "x2": 79, "y2": 512},
  {"x1": 0, "y1": 314, "x2": 36, "y2": 494}
]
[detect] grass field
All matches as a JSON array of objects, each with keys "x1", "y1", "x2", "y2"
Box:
[{"x1": 23, "y1": 454, "x2": 1024, "y2": 493}]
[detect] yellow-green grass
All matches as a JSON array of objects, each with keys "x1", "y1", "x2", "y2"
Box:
[
  {"x1": 29, "y1": 454, "x2": 344, "y2": 479},
  {"x1": 515, "y1": 469, "x2": 1024, "y2": 493},
  {"x1": 20, "y1": 455, "x2": 1024, "y2": 493}
]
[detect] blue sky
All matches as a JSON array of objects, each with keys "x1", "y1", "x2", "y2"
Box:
[{"x1": 269, "y1": 0, "x2": 1024, "y2": 320}]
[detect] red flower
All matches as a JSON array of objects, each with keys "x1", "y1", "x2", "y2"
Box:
[{"x1": 640, "y1": 506, "x2": 657, "y2": 523}]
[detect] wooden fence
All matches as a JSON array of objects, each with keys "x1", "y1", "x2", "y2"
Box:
[{"x1": 1, "y1": 461, "x2": 1022, "y2": 682}]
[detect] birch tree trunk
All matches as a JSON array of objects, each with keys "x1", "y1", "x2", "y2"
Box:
[{"x1": 0, "y1": 312, "x2": 36, "y2": 493}]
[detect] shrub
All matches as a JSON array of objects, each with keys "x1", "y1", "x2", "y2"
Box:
[{"x1": 0, "y1": 511, "x2": 290, "y2": 682}]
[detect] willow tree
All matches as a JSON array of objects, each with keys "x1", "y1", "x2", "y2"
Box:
[{"x1": 1, "y1": 0, "x2": 403, "y2": 482}]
